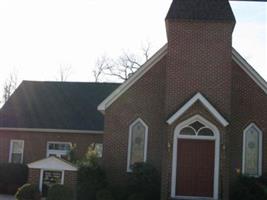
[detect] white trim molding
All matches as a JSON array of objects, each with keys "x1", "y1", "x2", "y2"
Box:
[
  {"x1": 167, "y1": 93, "x2": 229, "y2": 127},
  {"x1": 9, "y1": 139, "x2": 24, "y2": 164},
  {"x1": 98, "y1": 44, "x2": 168, "y2": 114},
  {"x1": 127, "y1": 118, "x2": 149, "y2": 172},
  {"x1": 0, "y1": 127, "x2": 103, "y2": 135},
  {"x1": 232, "y1": 48, "x2": 267, "y2": 95},
  {"x1": 242, "y1": 123, "x2": 263, "y2": 177},
  {"x1": 171, "y1": 115, "x2": 220, "y2": 200}
]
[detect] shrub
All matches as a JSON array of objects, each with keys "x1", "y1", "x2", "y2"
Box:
[
  {"x1": 15, "y1": 184, "x2": 41, "y2": 200},
  {"x1": 47, "y1": 184, "x2": 74, "y2": 200},
  {"x1": 230, "y1": 175, "x2": 267, "y2": 200},
  {"x1": 128, "y1": 162, "x2": 160, "y2": 200},
  {"x1": 77, "y1": 164, "x2": 107, "y2": 200},
  {"x1": 77, "y1": 147, "x2": 107, "y2": 200},
  {"x1": 127, "y1": 193, "x2": 145, "y2": 200},
  {"x1": 109, "y1": 185, "x2": 130, "y2": 200},
  {"x1": 0, "y1": 163, "x2": 28, "y2": 194},
  {"x1": 96, "y1": 189, "x2": 114, "y2": 200},
  {"x1": 259, "y1": 173, "x2": 267, "y2": 186}
]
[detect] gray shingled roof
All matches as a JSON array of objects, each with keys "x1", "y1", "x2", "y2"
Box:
[
  {"x1": 166, "y1": 0, "x2": 235, "y2": 21},
  {"x1": 0, "y1": 81, "x2": 120, "y2": 131}
]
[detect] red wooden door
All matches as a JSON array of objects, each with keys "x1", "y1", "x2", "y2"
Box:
[{"x1": 176, "y1": 139, "x2": 215, "y2": 197}]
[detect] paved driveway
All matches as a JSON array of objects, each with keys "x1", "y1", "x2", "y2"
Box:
[{"x1": 0, "y1": 195, "x2": 15, "y2": 200}]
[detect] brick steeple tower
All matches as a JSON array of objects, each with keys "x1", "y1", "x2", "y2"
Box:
[{"x1": 164, "y1": 0, "x2": 236, "y2": 118}]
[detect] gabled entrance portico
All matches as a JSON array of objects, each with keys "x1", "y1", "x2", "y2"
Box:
[
  {"x1": 166, "y1": 93, "x2": 229, "y2": 200},
  {"x1": 171, "y1": 115, "x2": 220, "y2": 200}
]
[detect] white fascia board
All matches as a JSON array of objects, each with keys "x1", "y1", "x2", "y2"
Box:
[
  {"x1": 97, "y1": 44, "x2": 168, "y2": 114},
  {"x1": 167, "y1": 93, "x2": 229, "y2": 127},
  {"x1": 28, "y1": 156, "x2": 77, "y2": 171}
]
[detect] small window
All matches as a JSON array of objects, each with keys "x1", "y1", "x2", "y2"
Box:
[
  {"x1": 9, "y1": 140, "x2": 24, "y2": 163},
  {"x1": 127, "y1": 118, "x2": 148, "y2": 172},
  {"x1": 243, "y1": 123, "x2": 262, "y2": 177},
  {"x1": 47, "y1": 142, "x2": 71, "y2": 158}
]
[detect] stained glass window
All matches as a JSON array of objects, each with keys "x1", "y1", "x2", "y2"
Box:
[
  {"x1": 243, "y1": 124, "x2": 262, "y2": 176},
  {"x1": 128, "y1": 119, "x2": 147, "y2": 171}
]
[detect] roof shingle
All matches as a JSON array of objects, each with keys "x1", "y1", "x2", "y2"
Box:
[
  {"x1": 0, "y1": 81, "x2": 120, "y2": 131},
  {"x1": 166, "y1": 0, "x2": 235, "y2": 21}
]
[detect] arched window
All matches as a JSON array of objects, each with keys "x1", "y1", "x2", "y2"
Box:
[
  {"x1": 242, "y1": 123, "x2": 263, "y2": 177},
  {"x1": 127, "y1": 118, "x2": 148, "y2": 172},
  {"x1": 179, "y1": 121, "x2": 214, "y2": 137}
]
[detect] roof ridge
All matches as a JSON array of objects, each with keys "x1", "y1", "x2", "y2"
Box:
[{"x1": 21, "y1": 80, "x2": 121, "y2": 85}]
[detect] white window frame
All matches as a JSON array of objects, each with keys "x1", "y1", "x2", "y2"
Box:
[
  {"x1": 242, "y1": 123, "x2": 263, "y2": 177},
  {"x1": 39, "y1": 169, "x2": 64, "y2": 192},
  {"x1": 127, "y1": 118, "x2": 148, "y2": 172},
  {"x1": 46, "y1": 141, "x2": 72, "y2": 158},
  {"x1": 9, "y1": 139, "x2": 24, "y2": 163}
]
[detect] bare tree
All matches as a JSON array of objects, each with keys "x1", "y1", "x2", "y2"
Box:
[
  {"x1": 2, "y1": 72, "x2": 18, "y2": 103},
  {"x1": 141, "y1": 42, "x2": 152, "y2": 61},
  {"x1": 57, "y1": 65, "x2": 72, "y2": 81},
  {"x1": 93, "y1": 42, "x2": 152, "y2": 82},
  {"x1": 93, "y1": 56, "x2": 109, "y2": 82}
]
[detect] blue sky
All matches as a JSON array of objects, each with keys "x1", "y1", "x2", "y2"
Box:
[{"x1": 0, "y1": 0, "x2": 266, "y2": 86}]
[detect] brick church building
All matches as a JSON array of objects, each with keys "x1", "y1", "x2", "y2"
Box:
[{"x1": 0, "y1": 0, "x2": 266, "y2": 199}]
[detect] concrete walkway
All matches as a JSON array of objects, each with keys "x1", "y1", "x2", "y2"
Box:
[{"x1": 0, "y1": 195, "x2": 15, "y2": 200}]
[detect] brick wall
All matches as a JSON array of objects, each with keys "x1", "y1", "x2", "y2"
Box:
[
  {"x1": 162, "y1": 20, "x2": 235, "y2": 200},
  {"x1": 165, "y1": 20, "x2": 234, "y2": 118},
  {"x1": 103, "y1": 19, "x2": 237, "y2": 200},
  {"x1": 230, "y1": 62, "x2": 267, "y2": 184},
  {"x1": 0, "y1": 130, "x2": 103, "y2": 164},
  {"x1": 28, "y1": 168, "x2": 40, "y2": 186},
  {"x1": 64, "y1": 171, "x2": 78, "y2": 194},
  {"x1": 103, "y1": 56, "x2": 167, "y2": 185},
  {"x1": 102, "y1": 11, "x2": 266, "y2": 200}
]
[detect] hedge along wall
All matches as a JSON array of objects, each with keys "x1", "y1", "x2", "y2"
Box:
[{"x1": 0, "y1": 163, "x2": 28, "y2": 194}]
